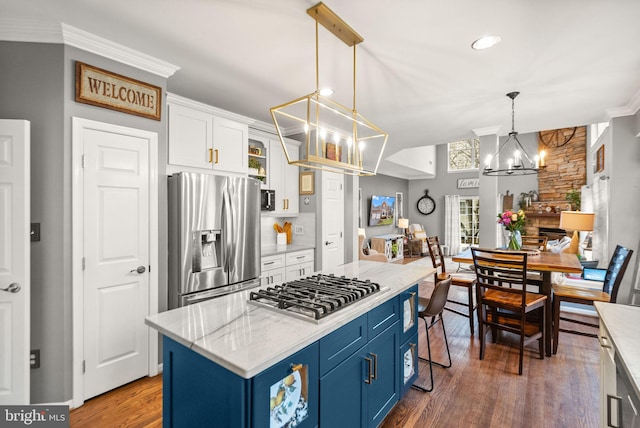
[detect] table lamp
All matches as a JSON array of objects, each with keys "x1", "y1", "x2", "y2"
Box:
[
  {"x1": 398, "y1": 218, "x2": 409, "y2": 236},
  {"x1": 559, "y1": 211, "x2": 595, "y2": 256}
]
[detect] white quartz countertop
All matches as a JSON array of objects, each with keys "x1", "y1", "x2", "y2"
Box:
[
  {"x1": 261, "y1": 243, "x2": 315, "y2": 257},
  {"x1": 594, "y1": 302, "x2": 640, "y2": 400},
  {"x1": 146, "y1": 259, "x2": 436, "y2": 378}
]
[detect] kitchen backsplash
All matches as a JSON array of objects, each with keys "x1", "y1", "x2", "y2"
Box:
[{"x1": 261, "y1": 213, "x2": 316, "y2": 249}]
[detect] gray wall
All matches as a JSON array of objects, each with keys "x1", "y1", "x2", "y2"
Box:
[
  {"x1": 0, "y1": 41, "x2": 168, "y2": 403},
  {"x1": 406, "y1": 133, "x2": 538, "y2": 241},
  {"x1": 607, "y1": 113, "x2": 640, "y2": 303},
  {"x1": 359, "y1": 173, "x2": 409, "y2": 241}
]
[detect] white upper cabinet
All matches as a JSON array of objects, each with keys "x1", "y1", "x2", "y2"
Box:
[
  {"x1": 250, "y1": 131, "x2": 300, "y2": 216},
  {"x1": 212, "y1": 116, "x2": 247, "y2": 174},
  {"x1": 167, "y1": 93, "x2": 249, "y2": 175},
  {"x1": 168, "y1": 103, "x2": 213, "y2": 169}
]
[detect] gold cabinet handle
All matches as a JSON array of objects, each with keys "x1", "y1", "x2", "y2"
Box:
[
  {"x1": 208, "y1": 148, "x2": 213, "y2": 163},
  {"x1": 214, "y1": 149, "x2": 219, "y2": 164}
]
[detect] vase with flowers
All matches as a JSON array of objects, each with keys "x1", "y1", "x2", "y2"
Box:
[{"x1": 497, "y1": 209, "x2": 526, "y2": 250}]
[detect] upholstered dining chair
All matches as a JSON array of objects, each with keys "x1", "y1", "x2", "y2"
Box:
[
  {"x1": 521, "y1": 235, "x2": 548, "y2": 251},
  {"x1": 471, "y1": 248, "x2": 547, "y2": 375},
  {"x1": 426, "y1": 236, "x2": 477, "y2": 335},
  {"x1": 552, "y1": 244, "x2": 633, "y2": 354},
  {"x1": 413, "y1": 277, "x2": 452, "y2": 392}
]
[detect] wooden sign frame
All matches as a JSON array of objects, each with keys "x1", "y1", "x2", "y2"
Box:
[{"x1": 75, "y1": 61, "x2": 162, "y2": 121}]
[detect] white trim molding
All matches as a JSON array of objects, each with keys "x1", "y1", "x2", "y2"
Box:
[
  {"x1": 606, "y1": 87, "x2": 640, "y2": 119},
  {"x1": 0, "y1": 19, "x2": 180, "y2": 78}
]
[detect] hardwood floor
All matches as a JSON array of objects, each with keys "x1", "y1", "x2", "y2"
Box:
[{"x1": 69, "y1": 281, "x2": 600, "y2": 428}]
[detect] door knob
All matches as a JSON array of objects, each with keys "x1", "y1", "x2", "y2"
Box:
[
  {"x1": 1, "y1": 283, "x2": 21, "y2": 293},
  {"x1": 130, "y1": 266, "x2": 146, "y2": 274},
  {"x1": 325, "y1": 241, "x2": 333, "y2": 246}
]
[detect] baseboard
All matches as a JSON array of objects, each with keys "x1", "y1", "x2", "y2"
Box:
[{"x1": 560, "y1": 304, "x2": 597, "y2": 317}]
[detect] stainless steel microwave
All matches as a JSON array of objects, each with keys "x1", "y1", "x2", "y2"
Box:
[{"x1": 261, "y1": 189, "x2": 275, "y2": 211}]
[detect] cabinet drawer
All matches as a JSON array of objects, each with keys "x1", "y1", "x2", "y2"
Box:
[
  {"x1": 286, "y1": 249, "x2": 314, "y2": 265},
  {"x1": 319, "y1": 314, "x2": 368, "y2": 377},
  {"x1": 261, "y1": 254, "x2": 285, "y2": 271},
  {"x1": 368, "y1": 297, "x2": 399, "y2": 339}
]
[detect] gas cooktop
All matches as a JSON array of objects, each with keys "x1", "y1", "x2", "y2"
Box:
[{"x1": 248, "y1": 274, "x2": 383, "y2": 323}]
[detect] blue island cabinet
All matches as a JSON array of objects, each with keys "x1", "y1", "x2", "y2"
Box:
[
  {"x1": 161, "y1": 285, "x2": 419, "y2": 428},
  {"x1": 318, "y1": 287, "x2": 419, "y2": 428},
  {"x1": 163, "y1": 337, "x2": 319, "y2": 428}
]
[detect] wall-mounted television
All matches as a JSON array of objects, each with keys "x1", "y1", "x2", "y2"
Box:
[{"x1": 369, "y1": 195, "x2": 396, "y2": 226}]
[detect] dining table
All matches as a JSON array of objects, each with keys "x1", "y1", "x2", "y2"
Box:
[{"x1": 452, "y1": 248, "x2": 583, "y2": 357}]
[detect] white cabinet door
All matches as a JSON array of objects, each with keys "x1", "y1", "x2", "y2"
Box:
[
  {"x1": 261, "y1": 268, "x2": 286, "y2": 286},
  {"x1": 285, "y1": 262, "x2": 314, "y2": 282},
  {"x1": 213, "y1": 116, "x2": 247, "y2": 174},
  {"x1": 168, "y1": 99, "x2": 248, "y2": 175},
  {"x1": 270, "y1": 140, "x2": 299, "y2": 216},
  {"x1": 168, "y1": 103, "x2": 213, "y2": 169},
  {"x1": 283, "y1": 141, "x2": 299, "y2": 215},
  {"x1": 269, "y1": 140, "x2": 286, "y2": 214}
]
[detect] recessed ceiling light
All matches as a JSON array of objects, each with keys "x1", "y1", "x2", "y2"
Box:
[
  {"x1": 471, "y1": 35, "x2": 501, "y2": 50},
  {"x1": 319, "y1": 87, "x2": 334, "y2": 96}
]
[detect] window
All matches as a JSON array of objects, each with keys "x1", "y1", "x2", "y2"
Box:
[
  {"x1": 448, "y1": 139, "x2": 480, "y2": 171},
  {"x1": 589, "y1": 122, "x2": 609, "y2": 147},
  {"x1": 459, "y1": 197, "x2": 479, "y2": 247}
]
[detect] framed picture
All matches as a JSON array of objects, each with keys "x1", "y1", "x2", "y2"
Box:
[
  {"x1": 457, "y1": 178, "x2": 479, "y2": 189},
  {"x1": 595, "y1": 145, "x2": 605, "y2": 173},
  {"x1": 299, "y1": 171, "x2": 314, "y2": 195}
]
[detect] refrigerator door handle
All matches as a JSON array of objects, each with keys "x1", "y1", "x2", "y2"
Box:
[{"x1": 223, "y1": 184, "x2": 233, "y2": 273}]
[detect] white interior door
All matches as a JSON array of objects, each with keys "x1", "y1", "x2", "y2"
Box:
[
  {"x1": 0, "y1": 120, "x2": 30, "y2": 405},
  {"x1": 78, "y1": 119, "x2": 152, "y2": 400},
  {"x1": 321, "y1": 171, "x2": 344, "y2": 270}
]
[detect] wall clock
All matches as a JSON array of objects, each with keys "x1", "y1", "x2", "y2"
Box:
[{"x1": 417, "y1": 190, "x2": 436, "y2": 215}]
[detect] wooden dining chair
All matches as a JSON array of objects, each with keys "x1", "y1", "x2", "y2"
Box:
[
  {"x1": 471, "y1": 248, "x2": 547, "y2": 375},
  {"x1": 521, "y1": 235, "x2": 548, "y2": 251},
  {"x1": 413, "y1": 277, "x2": 452, "y2": 392},
  {"x1": 552, "y1": 244, "x2": 633, "y2": 354},
  {"x1": 426, "y1": 236, "x2": 477, "y2": 335}
]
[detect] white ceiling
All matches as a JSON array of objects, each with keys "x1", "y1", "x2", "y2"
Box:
[{"x1": 4, "y1": 0, "x2": 640, "y2": 179}]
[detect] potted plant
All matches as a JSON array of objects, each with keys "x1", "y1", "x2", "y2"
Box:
[
  {"x1": 391, "y1": 242, "x2": 399, "y2": 258},
  {"x1": 565, "y1": 189, "x2": 581, "y2": 211},
  {"x1": 248, "y1": 158, "x2": 265, "y2": 182}
]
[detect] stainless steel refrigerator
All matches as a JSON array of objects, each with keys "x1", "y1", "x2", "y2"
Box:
[{"x1": 168, "y1": 172, "x2": 261, "y2": 308}]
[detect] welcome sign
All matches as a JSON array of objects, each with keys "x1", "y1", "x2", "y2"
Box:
[{"x1": 75, "y1": 61, "x2": 161, "y2": 121}]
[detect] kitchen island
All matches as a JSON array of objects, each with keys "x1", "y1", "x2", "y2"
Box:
[{"x1": 146, "y1": 259, "x2": 436, "y2": 428}]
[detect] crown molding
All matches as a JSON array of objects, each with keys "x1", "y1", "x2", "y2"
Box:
[
  {"x1": 166, "y1": 93, "x2": 254, "y2": 125},
  {"x1": 61, "y1": 24, "x2": 179, "y2": 78},
  {"x1": 605, "y1": 88, "x2": 640, "y2": 119},
  {"x1": 472, "y1": 126, "x2": 501, "y2": 137},
  {"x1": 0, "y1": 19, "x2": 179, "y2": 78},
  {"x1": 0, "y1": 18, "x2": 62, "y2": 43}
]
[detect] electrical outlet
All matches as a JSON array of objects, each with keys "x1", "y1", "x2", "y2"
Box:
[
  {"x1": 30, "y1": 350, "x2": 40, "y2": 369},
  {"x1": 294, "y1": 225, "x2": 304, "y2": 235},
  {"x1": 31, "y1": 223, "x2": 41, "y2": 242}
]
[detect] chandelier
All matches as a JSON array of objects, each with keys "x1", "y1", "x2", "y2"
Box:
[
  {"x1": 483, "y1": 92, "x2": 546, "y2": 176},
  {"x1": 270, "y1": 2, "x2": 388, "y2": 176}
]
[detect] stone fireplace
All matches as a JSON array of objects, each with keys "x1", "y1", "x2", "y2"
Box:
[{"x1": 523, "y1": 126, "x2": 587, "y2": 236}]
